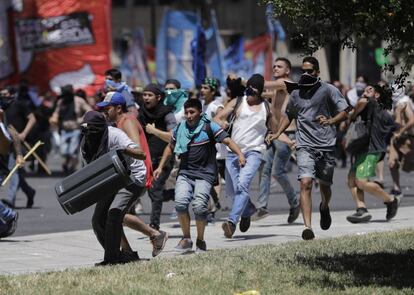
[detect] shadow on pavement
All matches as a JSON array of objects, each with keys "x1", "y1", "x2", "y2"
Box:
[
  {"x1": 297, "y1": 250, "x2": 414, "y2": 289},
  {"x1": 226, "y1": 234, "x2": 280, "y2": 241},
  {"x1": 0, "y1": 239, "x2": 32, "y2": 243}
]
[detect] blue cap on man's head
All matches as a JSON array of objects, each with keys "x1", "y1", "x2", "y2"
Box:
[{"x1": 96, "y1": 91, "x2": 126, "y2": 108}]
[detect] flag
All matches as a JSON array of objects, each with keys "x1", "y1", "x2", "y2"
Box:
[
  {"x1": 191, "y1": 25, "x2": 207, "y2": 88},
  {"x1": 266, "y1": 3, "x2": 286, "y2": 50},
  {"x1": 156, "y1": 10, "x2": 198, "y2": 89},
  {"x1": 244, "y1": 34, "x2": 273, "y2": 80},
  {"x1": 120, "y1": 29, "x2": 151, "y2": 87},
  {"x1": 205, "y1": 10, "x2": 226, "y2": 85},
  {"x1": 224, "y1": 36, "x2": 252, "y2": 78}
]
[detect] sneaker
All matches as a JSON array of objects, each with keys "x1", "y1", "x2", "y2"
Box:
[
  {"x1": 150, "y1": 230, "x2": 169, "y2": 257},
  {"x1": 239, "y1": 216, "x2": 251, "y2": 232},
  {"x1": 174, "y1": 238, "x2": 193, "y2": 253},
  {"x1": 195, "y1": 239, "x2": 207, "y2": 253},
  {"x1": 319, "y1": 203, "x2": 332, "y2": 230},
  {"x1": 0, "y1": 212, "x2": 18, "y2": 238},
  {"x1": 302, "y1": 227, "x2": 315, "y2": 240},
  {"x1": 222, "y1": 221, "x2": 236, "y2": 238},
  {"x1": 385, "y1": 196, "x2": 400, "y2": 221},
  {"x1": 26, "y1": 188, "x2": 36, "y2": 208},
  {"x1": 287, "y1": 206, "x2": 300, "y2": 224},
  {"x1": 346, "y1": 208, "x2": 372, "y2": 223},
  {"x1": 251, "y1": 208, "x2": 269, "y2": 221}
]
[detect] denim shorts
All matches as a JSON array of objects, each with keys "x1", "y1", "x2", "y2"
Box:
[
  {"x1": 296, "y1": 147, "x2": 336, "y2": 185},
  {"x1": 174, "y1": 174, "x2": 212, "y2": 220}
]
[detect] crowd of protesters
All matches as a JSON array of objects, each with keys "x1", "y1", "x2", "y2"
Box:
[{"x1": 0, "y1": 57, "x2": 412, "y2": 264}]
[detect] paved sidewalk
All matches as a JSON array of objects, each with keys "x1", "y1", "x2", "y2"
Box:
[{"x1": 1, "y1": 206, "x2": 413, "y2": 275}]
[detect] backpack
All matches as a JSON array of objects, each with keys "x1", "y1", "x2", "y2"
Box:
[{"x1": 344, "y1": 100, "x2": 374, "y2": 155}]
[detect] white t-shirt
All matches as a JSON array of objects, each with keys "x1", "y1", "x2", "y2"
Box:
[
  {"x1": 107, "y1": 126, "x2": 146, "y2": 186},
  {"x1": 203, "y1": 99, "x2": 227, "y2": 159},
  {"x1": 203, "y1": 99, "x2": 224, "y2": 119},
  {"x1": 231, "y1": 96, "x2": 267, "y2": 153}
]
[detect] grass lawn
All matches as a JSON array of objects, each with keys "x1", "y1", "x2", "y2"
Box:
[{"x1": 1, "y1": 229, "x2": 413, "y2": 295}]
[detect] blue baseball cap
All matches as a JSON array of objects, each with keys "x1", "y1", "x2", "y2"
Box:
[{"x1": 96, "y1": 91, "x2": 126, "y2": 108}]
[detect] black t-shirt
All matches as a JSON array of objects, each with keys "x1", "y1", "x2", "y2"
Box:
[
  {"x1": 360, "y1": 101, "x2": 398, "y2": 153},
  {"x1": 5, "y1": 100, "x2": 31, "y2": 133}
]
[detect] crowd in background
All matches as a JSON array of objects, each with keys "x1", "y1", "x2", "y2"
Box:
[{"x1": 0, "y1": 58, "x2": 413, "y2": 262}]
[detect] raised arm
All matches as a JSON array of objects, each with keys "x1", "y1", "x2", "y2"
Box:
[
  {"x1": 264, "y1": 79, "x2": 288, "y2": 91},
  {"x1": 213, "y1": 98, "x2": 237, "y2": 129}
]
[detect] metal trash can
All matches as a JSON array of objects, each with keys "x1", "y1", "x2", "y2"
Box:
[{"x1": 55, "y1": 149, "x2": 133, "y2": 215}]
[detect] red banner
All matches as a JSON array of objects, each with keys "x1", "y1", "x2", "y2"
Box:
[{"x1": 0, "y1": 0, "x2": 112, "y2": 96}]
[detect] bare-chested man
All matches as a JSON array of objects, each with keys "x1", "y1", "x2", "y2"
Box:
[{"x1": 253, "y1": 58, "x2": 299, "y2": 223}]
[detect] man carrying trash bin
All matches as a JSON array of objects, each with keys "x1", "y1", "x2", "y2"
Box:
[{"x1": 79, "y1": 111, "x2": 147, "y2": 266}]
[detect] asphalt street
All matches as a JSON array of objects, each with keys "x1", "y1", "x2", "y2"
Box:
[{"x1": 9, "y1": 153, "x2": 414, "y2": 237}]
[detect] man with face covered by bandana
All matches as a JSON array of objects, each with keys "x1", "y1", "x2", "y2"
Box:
[
  {"x1": 104, "y1": 68, "x2": 138, "y2": 117},
  {"x1": 138, "y1": 83, "x2": 177, "y2": 231},
  {"x1": 80, "y1": 111, "x2": 146, "y2": 266},
  {"x1": 268, "y1": 56, "x2": 349, "y2": 240}
]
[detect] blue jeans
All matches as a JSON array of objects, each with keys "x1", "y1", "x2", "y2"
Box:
[
  {"x1": 258, "y1": 139, "x2": 298, "y2": 209},
  {"x1": 226, "y1": 150, "x2": 263, "y2": 224},
  {"x1": 0, "y1": 200, "x2": 14, "y2": 222},
  {"x1": 7, "y1": 153, "x2": 18, "y2": 205},
  {"x1": 175, "y1": 174, "x2": 212, "y2": 221},
  {"x1": 7, "y1": 153, "x2": 34, "y2": 206}
]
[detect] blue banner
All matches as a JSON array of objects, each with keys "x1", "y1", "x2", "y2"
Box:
[
  {"x1": 266, "y1": 3, "x2": 286, "y2": 42},
  {"x1": 191, "y1": 25, "x2": 207, "y2": 88},
  {"x1": 156, "y1": 10, "x2": 198, "y2": 89},
  {"x1": 205, "y1": 10, "x2": 225, "y2": 86},
  {"x1": 120, "y1": 29, "x2": 151, "y2": 87}
]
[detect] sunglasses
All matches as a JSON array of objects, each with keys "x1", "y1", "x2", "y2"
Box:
[{"x1": 302, "y1": 68, "x2": 315, "y2": 74}]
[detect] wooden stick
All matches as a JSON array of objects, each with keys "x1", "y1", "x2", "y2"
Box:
[
  {"x1": 1, "y1": 141, "x2": 43, "y2": 186},
  {"x1": 22, "y1": 140, "x2": 52, "y2": 175}
]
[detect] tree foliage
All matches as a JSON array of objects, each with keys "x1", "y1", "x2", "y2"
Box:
[{"x1": 263, "y1": 0, "x2": 414, "y2": 83}]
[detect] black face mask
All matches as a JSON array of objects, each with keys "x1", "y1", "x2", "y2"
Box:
[
  {"x1": 298, "y1": 73, "x2": 320, "y2": 87},
  {"x1": 245, "y1": 86, "x2": 257, "y2": 96},
  {"x1": 297, "y1": 74, "x2": 322, "y2": 99},
  {"x1": 0, "y1": 96, "x2": 12, "y2": 110}
]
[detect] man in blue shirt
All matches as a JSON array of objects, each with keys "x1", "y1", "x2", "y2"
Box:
[{"x1": 154, "y1": 99, "x2": 244, "y2": 253}]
